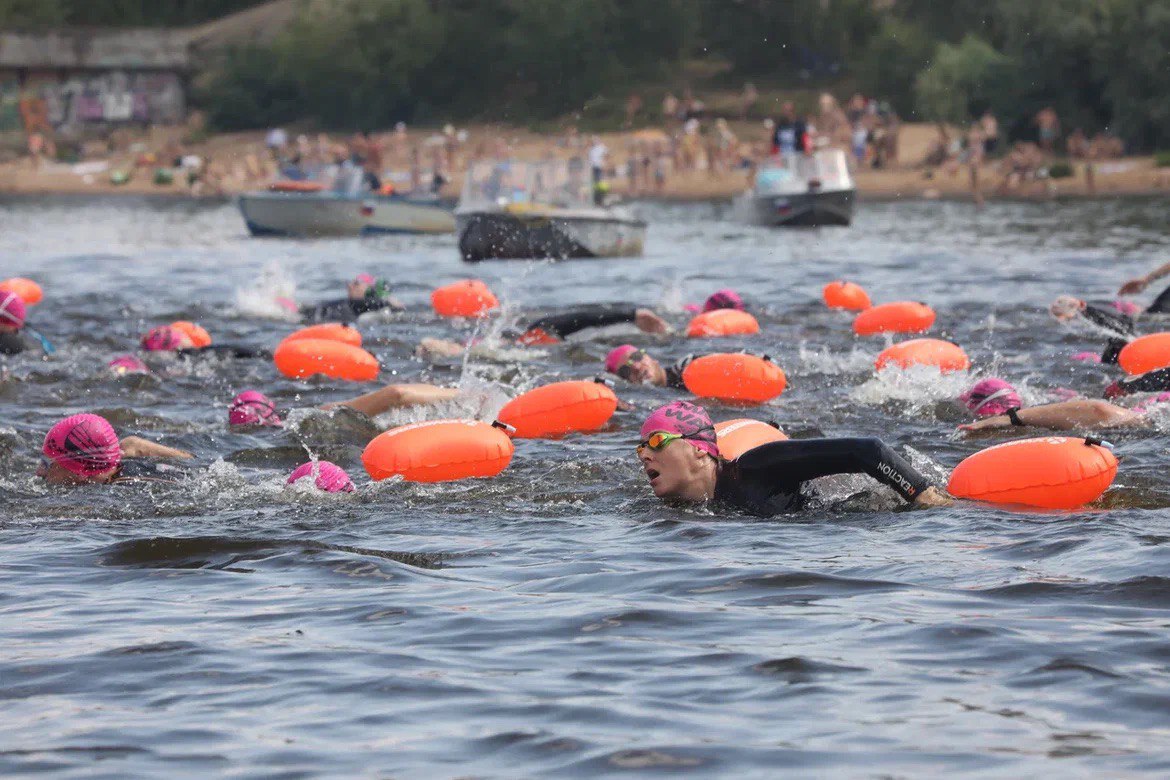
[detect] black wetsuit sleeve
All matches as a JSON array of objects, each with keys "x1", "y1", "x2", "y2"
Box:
[
  {"x1": 1101, "y1": 337, "x2": 1127, "y2": 365},
  {"x1": 735, "y1": 438, "x2": 929, "y2": 503},
  {"x1": 1113, "y1": 367, "x2": 1170, "y2": 396},
  {"x1": 0, "y1": 331, "x2": 32, "y2": 355},
  {"x1": 664, "y1": 355, "x2": 694, "y2": 389},
  {"x1": 524, "y1": 306, "x2": 638, "y2": 340},
  {"x1": 179, "y1": 345, "x2": 272, "y2": 360},
  {"x1": 1083, "y1": 305, "x2": 1136, "y2": 339},
  {"x1": 1147, "y1": 284, "x2": 1170, "y2": 314}
]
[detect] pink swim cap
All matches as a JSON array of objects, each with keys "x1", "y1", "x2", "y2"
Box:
[
  {"x1": 229, "y1": 390, "x2": 282, "y2": 427},
  {"x1": 0, "y1": 291, "x2": 26, "y2": 328},
  {"x1": 703, "y1": 289, "x2": 744, "y2": 313},
  {"x1": 42, "y1": 413, "x2": 122, "y2": 477},
  {"x1": 640, "y1": 401, "x2": 719, "y2": 458},
  {"x1": 1070, "y1": 352, "x2": 1102, "y2": 363},
  {"x1": 1111, "y1": 299, "x2": 1142, "y2": 317},
  {"x1": 355, "y1": 273, "x2": 375, "y2": 285},
  {"x1": 605, "y1": 344, "x2": 639, "y2": 374},
  {"x1": 108, "y1": 354, "x2": 150, "y2": 375},
  {"x1": 960, "y1": 378, "x2": 1022, "y2": 418},
  {"x1": 286, "y1": 461, "x2": 354, "y2": 493},
  {"x1": 141, "y1": 325, "x2": 185, "y2": 352}
]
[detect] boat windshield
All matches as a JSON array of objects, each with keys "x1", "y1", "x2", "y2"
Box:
[
  {"x1": 460, "y1": 159, "x2": 592, "y2": 209},
  {"x1": 755, "y1": 149, "x2": 853, "y2": 194}
]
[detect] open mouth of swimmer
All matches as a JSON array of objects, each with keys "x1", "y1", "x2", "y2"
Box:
[{"x1": 645, "y1": 467, "x2": 660, "y2": 481}]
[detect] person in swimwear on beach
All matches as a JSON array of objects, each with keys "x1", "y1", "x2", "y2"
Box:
[
  {"x1": 140, "y1": 325, "x2": 271, "y2": 360},
  {"x1": 37, "y1": 413, "x2": 193, "y2": 485},
  {"x1": 956, "y1": 378, "x2": 1151, "y2": 433},
  {"x1": 227, "y1": 383, "x2": 462, "y2": 429},
  {"x1": 300, "y1": 274, "x2": 404, "y2": 323},
  {"x1": 0, "y1": 292, "x2": 39, "y2": 356},
  {"x1": 635, "y1": 401, "x2": 950, "y2": 515}
]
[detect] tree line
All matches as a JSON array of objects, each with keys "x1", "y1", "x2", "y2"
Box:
[{"x1": 1, "y1": 0, "x2": 1166, "y2": 150}]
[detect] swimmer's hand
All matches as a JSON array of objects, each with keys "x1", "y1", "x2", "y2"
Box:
[
  {"x1": 416, "y1": 337, "x2": 465, "y2": 360},
  {"x1": 913, "y1": 486, "x2": 953, "y2": 508},
  {"x1": 635, "y1": 308, "x2": 672, "y2": 335},
  {"x1": 958, "y1": 417, "x2": 1008, "y2": 433},
  {"x1": 1119, "y1": 277, "x2": 1149, "y2": 295},
  {"x1": 120, "y1": 436, "x2": 194, "y2": 460}
]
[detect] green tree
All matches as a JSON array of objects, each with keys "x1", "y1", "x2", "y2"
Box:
[
  {"x1": 914, "y1": 35, "x2": 1014, "y2": 124},
  {"x1": 854, "y1": 18, "x2": 934, "y2": 117}
]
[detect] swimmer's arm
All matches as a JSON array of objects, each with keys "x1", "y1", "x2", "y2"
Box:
[
  {"x1": 322, "y1": 383, "x2": 459, "y2": 416},
  {"x1": 1108, "y1": 367, "x2": 1170, "y2": 398},
  {"x1": 959, "y1": 400, "x2": 1142, "y2": 432},
  {"x1": 1120, "y1": 262, "x2": 1170, "y2": 295},
  {"x1": 416, "y1": 337, "x2": 465, "y2": 360},
  {"x1": 735, "y1": 437, "x2": 933, "y2": 504},
  {"x1": 525, "y1": 306, "x2": 639, "y2": 340},
  {"x1": 120, "y1": 436, "x2": 194, "y2": 460}
]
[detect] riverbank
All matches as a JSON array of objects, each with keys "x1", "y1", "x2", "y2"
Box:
[{"x1": 1, "y1": 122, "x2": 1167, "y2": 203}]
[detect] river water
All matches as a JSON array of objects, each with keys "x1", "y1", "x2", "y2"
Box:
[{"x1": 3, "y1": 195, "x2": 1170, "y2": 777}]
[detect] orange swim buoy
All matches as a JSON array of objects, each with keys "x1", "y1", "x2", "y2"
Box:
[
  {"x1": 947, "y1": 436, "x2": 1118, "y2": 510},
  {"x1": 822, "y1": 280, "x2": 871, "y2": 311},
  {"x1": 496, "y1": 379, "x2": 618, "y2": 438},
  {"x1": 273, "y1": 338, "x2": 379, "y2": 381},
  {"x1": 852, "y1": 301, "x2": 936, "y2": 336},
  {"x1": 715, "y1": 418, "x2": 787, "y2": 460},
  {"x1": 269, "y1": 180, "x2": 325, "y2": 193},
  {"x1": 363, "y1": 419, "x2": 514, "y2": 482},
  {"x1": 686, "y1": 309, "x2": 760, "y2": 338},
  {"x1": 169, "y1": 321, "x2": 212, "y2": 348},
  {"x1": 280, "y1": 323, "x2": 362, "y2": 348},
  {"x1": 1118, "y1": 333, "x2": 1170, "y2": 375},
  {"x1": 875, "y1": 338, "x2": 970, "y2": 373},
  {"x1": 431, "y1": 279, "x2": 499, "y2": 318},
  {"x1": 682, "y1": 353, "x2": 787, "y2": 403},
  {"x1": 0, "y1": 277, "x2": 43, "y2": 305}
]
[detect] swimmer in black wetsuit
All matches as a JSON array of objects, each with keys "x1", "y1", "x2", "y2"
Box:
[
  {"x1": 301, "y1": 275, "x2": 404, "y2": 323},
  {"x1": 417, "y1": 304, "x2": 671, "y2": 359},
  {"x1": 0, "y1": 291, "x2": 39, "y2": 356},
  {"x1": 1118, "y1": 261, "x2": 1170, "y2": 314},
  {"x1": 37, "y1": 413, "x2": 193, "y2": 486},
  {"x1": 605, "y1": 344, "x2": 692, "y2": 388},
  {"x1": 140, "y1": 325, "x2": 271, "y2": 360},
  {"x1": 635, "y1": 401, "x2": 950, "y2": 516},
  {"x1": 1104, "y1": 367, "x2": 1170, "y2": 401},
  {"x1": 1050, "y1": 295, "x2": 1137, "y2": 363}
]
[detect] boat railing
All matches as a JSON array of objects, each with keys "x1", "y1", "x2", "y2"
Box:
[
  {"x1": 460, "y1": 159, "x2": 593, "y2": 209},
  {"x1": 755, "y1": 149, "x2": 853, "y2": 193}
]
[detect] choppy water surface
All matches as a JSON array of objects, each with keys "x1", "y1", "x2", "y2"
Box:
[{"x1": 3, "y1": 194, "x2": 1170, "y2": 777}]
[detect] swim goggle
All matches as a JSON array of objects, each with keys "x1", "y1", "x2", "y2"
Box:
[
  {"x1": 615, "y1": 349, "x2": 647, "y2": 381},
  {"x1": 636, "y1": 425, "x2": 715, "y2": 456},
  {"x1": 967, "y1": 387, "x2": 1017, "y2": 414}
]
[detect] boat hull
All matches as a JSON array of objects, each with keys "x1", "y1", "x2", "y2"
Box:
[
  {"x1": 739, "y1": 188, "x2": 855, "y2": 227},
  {"x1": 238, "y1": 191, "x2": 455, "y2": 237},
  {"x1": 456, "y1": 211, "x2": 646, "y2": 262}
]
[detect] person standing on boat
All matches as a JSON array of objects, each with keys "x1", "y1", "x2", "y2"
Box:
[{"x1": 771, "y1": 101, "x2": 808, "y2": 159}]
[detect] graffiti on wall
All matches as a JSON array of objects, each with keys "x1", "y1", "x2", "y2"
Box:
[{"x1": 0, "y1": 70, "x2": 184, "y2": 134}]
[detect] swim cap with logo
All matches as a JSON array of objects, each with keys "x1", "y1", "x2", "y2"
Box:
[
  {"x1": 605, "y1": 344, "x2": 639, "y2": 374},
  {"x1": 0, "y1": 291, "x2": 26, "y2": 328},
  {"x1": 639, "y1": 400, "x2": 719, "y2": 458},
  {"x1": 42, "y1": 413, "x2": 122, "y2": 477},
  {"x1": 703, "y1": 289, "x2": 744, "y2": 313},
  {"x1": 140, "y1": 325, "x2": 188, "y2": 351},
  {"x1": 228, "y1": 390, "x2": 282, "y2": 427},
  {"x1": 960, "y1": 378, "x2": 1022, "y2": 418},
  {"x1": 108, "y1": 354, "x2": 150, "y2": 375}
]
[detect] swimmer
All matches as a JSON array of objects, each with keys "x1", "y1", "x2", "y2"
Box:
[
  {"x1": 37, "y1": 413, "x2": 193, "y2": 485},
  {"x1": 958, "y1": 377, "x2": 1146, "y2": 432},
  {"x1": 684, "y1": 288, "x2": 747, "y2": 314},
  {"x1": 0, "y1": 291, "x2": 37, "y2": 355},
  {"x1": 1050, "y1": 295, "x2": 1136, "y2": 363},
  {"x1": 605, "y1": 344, "x2": 692, "y2": 387},
  {"x1": 417, "y1": 304, "x2": 671, "y2": 359},
  {"x1": 636, "y1": 401, "x2": 950, "y2": 515},
  {"x1": 227, "y1": 383, "x2": 462, "y2": 428},
  {"x1": 141, "y1": 325, "x2": 270, "y2": 359},
  {"x1": 1118, "y1": 261, "x2": 1170, "y2": 313},
  {"x1": 1104, "y1": 367, "x2": 1170, "y2": 401},
  {"x1": 300, "y1": 274, "x2": 404, "y2": 323},
  {"x1": 108, "y1": 354, "x2": 151, "y2": 375}
]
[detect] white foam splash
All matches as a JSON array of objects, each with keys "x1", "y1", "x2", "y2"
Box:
[{"x1": 233, "y1": 261, "x2": 299, "y2": 321}]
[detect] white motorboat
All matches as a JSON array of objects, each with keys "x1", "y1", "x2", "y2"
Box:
[{"x1": 735, "y1": 149, "x2": 856, "y2": 227}]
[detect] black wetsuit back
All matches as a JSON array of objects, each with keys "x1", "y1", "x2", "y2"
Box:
[
  {"x1": 713, "y1": 437, "x2": 929, "y2": 517},
  {"x1": 302, "y1": 296, "x2": 399, "y2": 324},
  {"x1": 177, "y1": 344, "x2": 271, "y2": 360},
  {"x1": 663, "y1": 355, "x2": 694, "y2": 390},
  {"x1": 521, "y1": 305, "x2": 638, "y2": 342}
]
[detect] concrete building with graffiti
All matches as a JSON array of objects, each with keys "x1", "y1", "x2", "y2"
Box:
[{"x1": 0, "y1": 30, "x2": 190, "y2": 138}]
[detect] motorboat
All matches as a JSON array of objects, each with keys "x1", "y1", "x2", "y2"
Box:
[
  {"x1": 735, "y1": 149, "x2": 855, "y2": 227},
  {"x1": 238, "y1": 180, "x2": 455, "y2": 237},
  {"x1": 455, "y1": 159, "x2": 646, "y2": 262}
]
